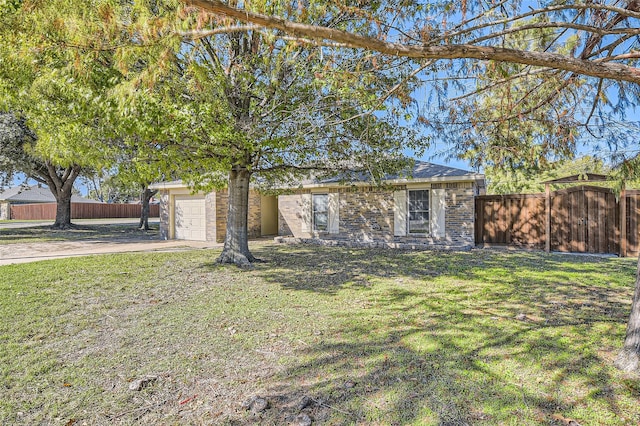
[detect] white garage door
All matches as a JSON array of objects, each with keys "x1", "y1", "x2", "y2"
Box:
[{"x1": 174, "y1": 197, "x2": 206, "y2": 241}]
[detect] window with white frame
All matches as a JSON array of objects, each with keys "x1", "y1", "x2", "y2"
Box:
[
  {"x1": 312, "y1": 194, "x2": 329, "y2": 231},
  {"x1": 408, "y1": 189, "x2": 429, "y2": 233}
]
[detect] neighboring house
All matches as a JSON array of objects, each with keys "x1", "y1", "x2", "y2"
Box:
[
  {"x1": 0, "y1": 184, "x2": 98, "y2": 220},
  {"x1": 150, "y1": 181, "x2": 279, "y2": 242},
  {"x1": 277, "y1": 161, "x2": 485, "y2": 250},
  {"x1": 152, "y1": 161, "x2": 485, "y2": 250}
]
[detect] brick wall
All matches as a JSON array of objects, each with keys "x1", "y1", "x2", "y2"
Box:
[
  {"x1": 278, "y1": 183, "x2": 476, "y2": 248},
  {"x1": 205, "y1": 192, "x2": 217, "y2": 242},
  {"x1": 214, "y1": 189, "x2": 262, "y2": 243},
  {"x1": 335, "y1": 187, "x2": 396, "y2": 242},
  {"x1": 278, "y1": 191, "x2": 309, "y2": 238},
  {"x1": 159, "y1": 192, "x2": 170, "y2": 240},
  {"x1": 248, "y1": 190, "x2": 262, "y2": 238},
  {"x1": 441, "y1": 184, "x2": 475, "y2": 246}
]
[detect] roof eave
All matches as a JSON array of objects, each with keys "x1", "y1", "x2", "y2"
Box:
[
  {"x1": 383, "y1": 174, "x2": 485, "y2": 185},
  {"x1": 277, "y1": 174, "x2": 485, "y2": 190},
  {"x1": 149, "y1": 181, "x2": 189, "y2": 190}
]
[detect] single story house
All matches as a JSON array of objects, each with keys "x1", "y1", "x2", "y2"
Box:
[
  {"x1": 150, "y1": 181, "x2": 278, "y2": 242},
  {"x1": 277, "y1": 161, "x2": 485, "y2": 249},
  {"x1": 0, "y1": 184, "x2": 98, "y2": 220},
  {"x1": 152, "y1": 161, "x2": 485, "y2": 250}
]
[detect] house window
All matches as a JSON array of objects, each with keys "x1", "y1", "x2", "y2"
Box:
[
  {"x1": 312, "y1": 194, "x2": 328, "y2": 231},
  {"x1": 408, "y1": 189, "x2": 429, "y2": 233}
]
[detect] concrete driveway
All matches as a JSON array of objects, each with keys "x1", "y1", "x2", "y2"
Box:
[
  {"x1": 0, "y1": 239, "x2": 220, "y2": 266},
  {"x1": 0, "y1": 218, "x2": 159, "y2": 229},
  {"x1": 0, "y1": 218, "x2": 227, "y2": 265}
]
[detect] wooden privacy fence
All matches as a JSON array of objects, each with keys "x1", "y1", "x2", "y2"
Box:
[
  {"x1": 475, "y1": 186, "x2": 640, "y2": 257},
  {"x1": 10, "y1": 202, "x2": 159, "y2": 220}
]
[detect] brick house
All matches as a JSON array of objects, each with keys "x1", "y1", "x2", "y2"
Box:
[
  {"x1": 277, "y1": 161, "x2": 485, "y2": 249},
  {"x1": 152, "y1": 161, "x2": 484, "y2": 249},
  {"x1": 150, "y1": 181, "x2": 278, "y2": 242}
]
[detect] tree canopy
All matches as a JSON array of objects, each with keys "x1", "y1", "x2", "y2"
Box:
[
  {"x1": 0, "y1": 0, "x2": 122, "y2": 227},
  {"x1": 188, "y1": 0, "x2": 640, "y2": 172},
  {"x1": 484, "y1": 156, "x2": 609, "y2": 194}
]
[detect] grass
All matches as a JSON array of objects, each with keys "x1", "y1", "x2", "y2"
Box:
[
  {"x1": 0, "y1": 224, "x2": 158, "y2": 244},
  {"x1": 0, "y1": 243, "x2": 639, "y2": 425}
]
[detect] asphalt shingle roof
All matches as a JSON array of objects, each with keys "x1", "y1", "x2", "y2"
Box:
[
  {"x1": 318, "y1": 160, "x2": 481, "y2": 184},
  {"x1": 389, "y1": 160, "x2": 479, "y2": 180},
  {"x1": 0, "y1": 185, "x2": 99, "y2": 203}
]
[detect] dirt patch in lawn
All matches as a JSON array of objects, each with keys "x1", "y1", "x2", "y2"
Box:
[{"x1": 1, "y1": 245, "x2": 639, "y2": 425}]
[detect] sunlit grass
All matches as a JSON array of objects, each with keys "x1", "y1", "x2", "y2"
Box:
[{"x1": 0, "y1": 245, "x2": 638, "y2": 425}]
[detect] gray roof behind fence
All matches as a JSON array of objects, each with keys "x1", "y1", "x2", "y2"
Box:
[{"x1": 0, "y1": 185, "x2": 100, "y2": 203}]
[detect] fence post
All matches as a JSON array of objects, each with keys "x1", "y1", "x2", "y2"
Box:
[
  {"x1": 621, "y1": 185, "x2": 627, "y2": 257},
  {"x1": 545, "y1": 183, "x2": 551, "y2": 253},
  {"x1": 474, "y1": 197, "x2": 479, "y2": 245}
]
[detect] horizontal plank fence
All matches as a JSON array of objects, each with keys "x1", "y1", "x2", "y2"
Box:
[
  {"x1": 475, "y1": 187, "x2": 640, "y2": 257},
  {"x1": 10, "y1": 203, "x2": 159, "y2": 220}
]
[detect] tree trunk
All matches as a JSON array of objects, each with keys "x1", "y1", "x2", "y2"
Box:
[
  {"x1": 52, "y1": 184, "x2": 73, "y2": 229},
  {"x1": 37, "y1": 163, "x2": 81, "y2": 230},
  {"x1": 139, "y1": 186, "x2": 158, "y2": 231},
  {"x1": 217, "y1": 165, "x2": 257, "y2": 267},
  {"x1": 615, "y1": 254, "x2": 640, "y2": 372}
]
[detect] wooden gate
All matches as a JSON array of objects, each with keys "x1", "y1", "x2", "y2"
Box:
[{"x1": 475, "y1": 187, "x2": 640, "y2": 257}]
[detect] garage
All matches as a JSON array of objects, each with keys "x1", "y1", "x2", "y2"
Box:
[
  {"x1": 153, "y1": 180, "x2": 269, "y2": 243},
  {"x1": 174, "y1": 196, "x2": 207, "y2": 241}
]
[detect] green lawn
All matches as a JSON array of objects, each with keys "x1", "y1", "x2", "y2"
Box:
[
  {"x1": 0, "y1": 245, "x2": 638, "y2": 425},
  {"x1": 0, "y1": 224, "x2": 157, "y2": 244}
]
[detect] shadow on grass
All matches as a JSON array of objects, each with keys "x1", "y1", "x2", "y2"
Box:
[
  {"x1": 235, "y1": 245, "x2": 638, "y2": 425},
  {"x1": 0, "y1": 224, "x2": 159, "y2": 243}
]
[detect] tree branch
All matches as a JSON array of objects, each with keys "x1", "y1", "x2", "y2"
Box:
[
  {"x1": 183, "y1": 0, "x2": 640, "y2": 84},
  {"x1": 596, "y1": 51, "x2": 640, "y2": 63},
  {"x1": 178, "y1": 25, "x2": 262, "y2": 39},
  {"x1": 434, "y1": 2, "x2": 640, "y2": 44},
  {"x1": 467, "y1": 22, "x2": 640, "y2": 46}
]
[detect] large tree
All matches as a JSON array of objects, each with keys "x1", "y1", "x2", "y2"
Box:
[
  {"x1": 0, "y1": 0, "x2": 121, "y2": 228},
  {"x1": 91, "y1": 1, "x2": 424, "y2": 266},
  {"x1": 3, "y1": 0, "x2": 421, "y2": 263},
  {"x1": 179, "y1": 28, "x2": 418, "y2": 265},
  {"x1": 0, "y1": 113, "x2": 82, "y2": 228},
  {"x1": 181, "y1": 1, "x2": 640, "y2": 368}
]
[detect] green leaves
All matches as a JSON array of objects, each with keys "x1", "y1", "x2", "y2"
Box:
[{"x1": 1, "y1": 0, "x2": 424, "y2": 196}]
